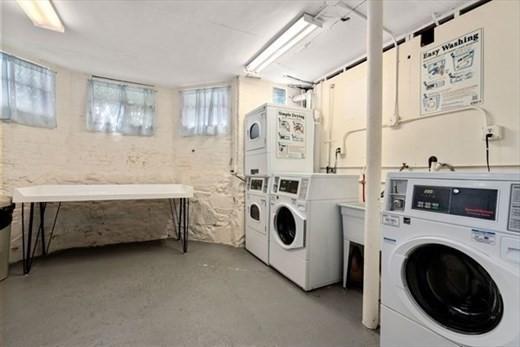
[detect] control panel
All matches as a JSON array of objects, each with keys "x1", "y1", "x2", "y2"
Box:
[
  {"x1": 412, "y1": 185, "x2": 498, "y2": 220},
  {"x1": 508, "y1": 184, "x2": 520, "y2": 232},
  {"x1": 248, "y1": 177, "x2": 269, "y2": 193},
  {"x1": 388, "y1": 179, "x2": 408, "y2": 212},
  {"x1": 278, "y1": 179, "x2": 299, "y2": 195}
]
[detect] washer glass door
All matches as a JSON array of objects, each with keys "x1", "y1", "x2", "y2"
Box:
[
  {"x1": 275, "y1": 206, "x2": 296, "y2": 246},
  {"x1": 405, "y1": 244, "x2": 503, "y2": 334}
]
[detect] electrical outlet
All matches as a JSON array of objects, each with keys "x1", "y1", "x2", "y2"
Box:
[{"x1": 482, "y1": 125, "x2": 503, "y2": 141}]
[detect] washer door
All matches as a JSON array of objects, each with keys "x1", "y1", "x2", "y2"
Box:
[
  {"x1": 246, "y1": 196, "x2": 266, "y2": 235},
  {"x1": 405, "y1": 244, "x2": 503, "y2": 335},
  {"x1": 245, "y1": 112, "x2": 266, "y2": 152},
  {"x1": 273, "y1": 204, "x2": 305, "y2": 249}
]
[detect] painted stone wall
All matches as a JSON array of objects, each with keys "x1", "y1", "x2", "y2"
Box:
[{"x1": 0, "y1": 51, "x2": 299, "y2": 263}]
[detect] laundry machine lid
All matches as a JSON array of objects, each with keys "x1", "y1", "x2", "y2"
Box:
[{"x1": 404, "y1": 244, "x2": 503, "y2": 335}]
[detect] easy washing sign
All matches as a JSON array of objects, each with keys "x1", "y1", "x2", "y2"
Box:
[{"x1": 421, "y1": 29, "x2": 483, "y2": 115}]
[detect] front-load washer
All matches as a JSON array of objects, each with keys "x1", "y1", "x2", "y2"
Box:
[
  {"x1": 269, "y1": 173, "x2": 359, "y2": 291},
  {"x1": 245, "y1": 176, "x2": 270, "y2": 264},
  {"x1": 244, "y1": 103, "x2": 314, "y2": 176},
  {"x1": 380, "y1": 172, "x2": 520, "y2": 347}
]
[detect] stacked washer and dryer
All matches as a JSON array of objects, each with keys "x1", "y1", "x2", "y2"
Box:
[
  {"x1": 244, "y1": 103, "x2": 359, "y2": 291},
  {"x1": 381, "y1": 172, "x2": 520, "y2": 347}
]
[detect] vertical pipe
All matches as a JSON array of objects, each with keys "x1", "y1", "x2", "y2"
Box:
[
  {"x1": 362, "y1": 0, "x2": 383, "y2": 329},
  {"x1": 327, "y1": 84, "x2": 335, "y2": 168}
]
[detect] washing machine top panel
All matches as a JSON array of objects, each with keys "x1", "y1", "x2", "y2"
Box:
[
  {"x1": 246, "y1": 176, "x2": 270, "y2": 195},
  {"x1": 383, "y1": 173, "x2": 520, "y2": 235},
  {"x1": 271, "y1": 173, "x2": 359, "y2": 201}
]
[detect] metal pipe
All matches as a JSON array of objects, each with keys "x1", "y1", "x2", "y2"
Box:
[
  {"x1": 362, "y1": 0, "x2": 383, "y2": 330},
  {"x1": 327, "y1": 84, "x2": 335, "y2": 168},
  {"x1": 340, "y1": 106, "x2": 491, "y2": 158}
]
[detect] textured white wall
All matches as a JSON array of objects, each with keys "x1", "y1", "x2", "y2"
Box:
[
  {"x1": 0, "y1": 51, "x2": 299, "y2": 262},
  {"x1": 1, "y1": 57, "x2": 179, "y2": 262},
  {"x1": 316, "y1": 0, "x2": 520, "y2": 179}
]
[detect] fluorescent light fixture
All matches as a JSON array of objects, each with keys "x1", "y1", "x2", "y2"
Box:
[
  {"x1": 16, "y1": 0, "x2": 64, "y2": 32},
  {"x1": 246, "y1": 13, "x2": 321, "y2": 73}
]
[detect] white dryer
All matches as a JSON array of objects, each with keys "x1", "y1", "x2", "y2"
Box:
[
  {"x1": 245, "y1": 176, "x2": 270, "y2": 264},
  {"x1": 244, "y1": 103, "x2": 314, "y2": 176},
  {"x1": 269, "y1": 173, "x2": 359, "y2": 291},
  {"x1": 381, "y1": 172, "x2": 520, "y2": 347}
]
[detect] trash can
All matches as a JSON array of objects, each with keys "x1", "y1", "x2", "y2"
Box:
[{"x1": 0, "y1": 198, "x2": 15, "y2": 281}]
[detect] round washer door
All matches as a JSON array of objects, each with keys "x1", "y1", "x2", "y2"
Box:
[
  {"x1": 273, "y1": 204, "x2": 305, "y2": 249},
  {"x1": 404, "y1": 244, "x2": 503, "y2": 335}
]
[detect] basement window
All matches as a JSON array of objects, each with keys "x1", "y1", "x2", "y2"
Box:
[
  {"x1": 273, "y1": 87, "x2": 287, "y2": 105},
  {"x1": 180, "y1": 86, "x2": 230, "y2": 136},
  {"x1": 86, "y1": 79, "x2": 156, "y2": 136},
  {"x1": 0, "y1": 52, "x2": 57, "y2": 128}
]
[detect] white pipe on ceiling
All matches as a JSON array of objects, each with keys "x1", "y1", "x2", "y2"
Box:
[{"x1": 362, "y1": 0, "x2": 383, "y2": 330}]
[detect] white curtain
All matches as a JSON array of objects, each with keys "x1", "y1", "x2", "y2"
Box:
[
  {"x1": 180, "y1": 86, "x2": 230, "y2": 136},
  {"x1": 86, "y1": 79, "x2": 155, "y2": 136},
  {"x1": 0, "y1": 53, "x2": 57, "y2": 128}
]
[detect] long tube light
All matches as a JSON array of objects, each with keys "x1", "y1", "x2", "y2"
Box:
[
  {"x1": 245, "y1": 13, "x2": 321, "y2": 74},
  {"x1": 16, "y1": 0, "x2": 64, "y2": 32}
]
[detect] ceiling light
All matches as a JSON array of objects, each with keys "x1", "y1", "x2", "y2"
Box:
[
  {"x1": 245, "y1": 13, "x2": 321, "y2": 74},
  {"x1": 16, "y1": 0, "x2": 64, "y2": 32}
]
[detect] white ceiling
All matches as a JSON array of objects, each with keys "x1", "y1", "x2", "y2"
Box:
[{"x1": 1, "y1": 0, "x2": 475, "y2": 88}]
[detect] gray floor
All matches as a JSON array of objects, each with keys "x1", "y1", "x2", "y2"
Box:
[{"x1": 1, "y1": 240, "x2": 379, "y2": 347}]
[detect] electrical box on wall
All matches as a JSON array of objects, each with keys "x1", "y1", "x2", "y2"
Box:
[{"x1": 482, "y1": 125, "x2": 503, "y2": 141}]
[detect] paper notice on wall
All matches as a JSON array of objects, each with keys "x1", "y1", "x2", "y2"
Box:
[
  {"x1": 421, "y1": 29, "x2": 483, "y2": 115},
  {"x1": 277, "y1": 110, "x2": 306, "y2": 159}
]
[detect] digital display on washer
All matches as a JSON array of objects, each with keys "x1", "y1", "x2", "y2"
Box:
[
  {"x1": 412, "y1": 185, "x2": 498, "y2": 220},
  {"x1": 250, "y1": 178, "x2": 263, "y2": 191},
  {"x1": 278, "y1": 179, "x2": 299, "y2": 195},
  {"x1": 412, "y1": 185, "x2": 451, "y2": 213}
]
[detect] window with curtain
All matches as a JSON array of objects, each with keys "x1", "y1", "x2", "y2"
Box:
[
  {"x1": 0, "y1": 52, "x2": 57, "y2": 128},
  {"x1": 273, "y1": 87, "x2": 287, "y2": 105},
  {"x1": 180, "y1": 86, "x2": 230, "y2": 136},
  {"x1": 86, "y1": 79, "x2": 155, "y2": 136}
]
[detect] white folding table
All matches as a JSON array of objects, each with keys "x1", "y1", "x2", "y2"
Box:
[{"x1": 12, "y1": 184, "x2": 194, "y2": 274}]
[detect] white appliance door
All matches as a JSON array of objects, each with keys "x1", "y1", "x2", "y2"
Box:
[
  {"x1": 386, "y1": 224, "x2": 519, "y2": 347},
  {"x1": 245, "y1": 111, "x2": 266, "y2": 152},
  {"x1": 246, "y1": 195, "x2": 267, "y2": 234},
  {"x1": 272, "y1": 202, "x2": 305, "y2": 249}
]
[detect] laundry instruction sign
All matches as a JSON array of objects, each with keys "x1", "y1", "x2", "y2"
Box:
[
  {"x1": 420, "y1": 29, "x2": 483, "y2": 115},
  {"x1": 277, "y1": 110, "x2": 306, "y2": 159}
]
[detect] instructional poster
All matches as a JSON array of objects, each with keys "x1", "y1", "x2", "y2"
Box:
[
  {"x1": 277, "y1": 110, "x2": 306, "y2": 159},
  {"x1": 421, "y1": 29, "x2": 483, "y2": 115}
]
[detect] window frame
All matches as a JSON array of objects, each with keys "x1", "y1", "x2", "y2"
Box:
[
  {"x1": 179, "y1": 85, "x2": 231, "y2": 137},
  {"x1": 0, "y1": 52, "x2": 57, "y2": 128},
  {"x1": 86, "y1": 78, "x2": 156, "y2": 136},
  {"x1": 272, "y1": 87, "x2": 287, "y2": 105}
]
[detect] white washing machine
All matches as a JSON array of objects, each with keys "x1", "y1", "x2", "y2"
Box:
[
  {"x1": 244, "y1": 103, "x2": 314, "y2": 176},
  {"x1": 269, "y1": 173, "x2": 359, "y2": 291},
  {"x1": 245, "y1": 176, "x2": 270, "y2": 264},
  {"x1": 381, "y1": 172, "x2": 520, "y2": 347}
]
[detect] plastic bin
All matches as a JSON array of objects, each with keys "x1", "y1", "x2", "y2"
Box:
[{"x1": 0, "y1": 198, "x2": 15, "y2": 281}]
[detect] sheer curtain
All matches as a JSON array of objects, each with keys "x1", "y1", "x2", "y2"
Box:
[
  {"x1": 86, "y1": 79, "x2": 155, "y2": 136},
  {"x1": 0, "y1": 53, "x2": 57, "y2": 128},
  {"x1": 180, "y1": 86, "x2": 230, "y2": 136}
]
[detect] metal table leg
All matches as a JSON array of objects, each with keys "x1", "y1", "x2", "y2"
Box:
[
  {"x1": 22, "y1": 203, "x2": 35, "y2": 275},
  {"x1": 184, "y1": 199, "x2": 189, "y2": 253},
  {"x1": 21, "y1": 202, "x2": 61, "y2": 275}
]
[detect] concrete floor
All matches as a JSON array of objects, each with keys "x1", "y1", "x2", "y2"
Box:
[{"x1": 1, "y1": 240, "x2": 379, "y2": 347}]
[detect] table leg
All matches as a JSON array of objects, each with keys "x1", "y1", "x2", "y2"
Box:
[
  {"x1": 183, "y1": 199, "x2": 189, "y2": 253},
  {"x1": 39, "y1": 202, "x2": 47, "y2": 256},
  {"x1": 24, "y1": 203, "x2": 35, "y2": 275}
]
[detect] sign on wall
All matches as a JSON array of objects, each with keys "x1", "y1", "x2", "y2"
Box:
[
  {"x1": 276, "y1": 110, "x2": 306, "y2": 159},
  {"x1": 420, "y1": 29, "x2": 483, "y2": 115}
]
